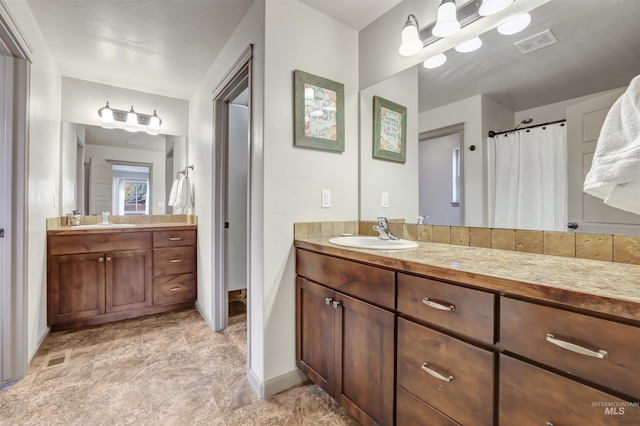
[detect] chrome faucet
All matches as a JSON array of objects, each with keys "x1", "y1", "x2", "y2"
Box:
[{"x1": 373, "y1": 217, "x2": 399, "y2": 240}]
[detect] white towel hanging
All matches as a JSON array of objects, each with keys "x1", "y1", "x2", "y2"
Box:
[{"x1": 168, "y1": 176, "x2": 180, "y2": 207}]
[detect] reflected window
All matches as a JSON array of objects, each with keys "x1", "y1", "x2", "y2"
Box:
[
  {"x1": 123, "y1": 180, "x2": 148, "y2": 214},
  {"x1": 452, "y1": 148, "x2": 460, "y2": 205}
]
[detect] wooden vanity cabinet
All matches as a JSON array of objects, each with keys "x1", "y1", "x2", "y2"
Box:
[
  {"x1": 296, "y1": 250, "x2": 395, "y2": 426},
  {"x1": 48, "y1": 227, "x2": 196, "y2": 330}
]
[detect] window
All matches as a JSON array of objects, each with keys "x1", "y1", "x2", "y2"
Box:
[
  {"x1": 452, "y1": 148, "x2": 460, "y2": 206},
  {"x1": 123, "y1": 180, "x2": 148, "y2": 214}
]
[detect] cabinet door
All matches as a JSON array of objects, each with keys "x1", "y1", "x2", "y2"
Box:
[
  {"x1": 49, "y1": 253, "x2": 106, "y2": 325},
  {"x1": 105, "y1": 249, "x2": 153, "y2": 313},
  {"x1": 335, "y1": 293, "x2": 395, "y2": 426},
  {"x1": 296, "y1": 277, "x2": 335, "y2": 396}
]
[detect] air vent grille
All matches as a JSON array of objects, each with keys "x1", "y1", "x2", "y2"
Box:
[{"x1": 514, "y1": 29, "x2": 558, "y2": 54}]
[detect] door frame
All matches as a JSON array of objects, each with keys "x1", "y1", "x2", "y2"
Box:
[
  {"x1": 212, "y1": 45, "x2": 253, "y2": 333},
  {"x1": 1, "y1": 1, "x2": 32, "y2": 386}
]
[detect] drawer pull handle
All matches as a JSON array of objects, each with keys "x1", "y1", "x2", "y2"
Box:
[
  {"x1": 170, "y1": 287, "x2": 181, "y2": 292},
  {"x1": 106, "y1": 257, "x2": 112, "y2": 262},
  {"x1": 332, "y1": 300, "x2": 341, "y2": 309},
  {"x1": 422, "y1": 298, "x2": 455, "y2": 312},
  {"x1": 421, "y1": 363, "x2": 454, "y2": 382},
  {"x1": 169, "y1": 259, "x2": 182, "y2": 263},
  {"x1": 545, "y1": 334, "x2": 608, "y2": 359},
  {"x1": 98, "y1": 257, "x2": 104, "y2": 263},
  {"x1": 325, "y1": 297, "x2": 333, "y2": 306},
  {"x1": 169, "y1": 237, "x2": 183, "y2": 241}
]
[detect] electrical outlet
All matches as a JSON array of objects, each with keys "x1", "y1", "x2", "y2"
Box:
[
  {"x1": 322, "y1": 189, "x2": 331, "y2": 208},
  {"x1": 381, "y1": 192, "x2": 389, "y2": 208}
]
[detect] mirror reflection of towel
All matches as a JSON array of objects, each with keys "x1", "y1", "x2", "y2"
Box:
[
  {"x1": 168, "y1": 177, "x2": 180, "y2": 207},
  {"x1": 584, "y1": 74, "x2": 640, "y2": 215}
]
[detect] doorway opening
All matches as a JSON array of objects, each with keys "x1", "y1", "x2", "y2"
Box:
[
  {"x1": 418, "y1": 124, "x2": 465, "y2": 226},
  {"x1": 212, "y1": 46, "x2": 252, "y2": 334}
]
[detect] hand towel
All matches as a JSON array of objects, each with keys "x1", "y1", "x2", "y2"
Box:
[
  {"x1": 168, "y1": 176, "x2": 180, "y2": 207},
  {"x1": 174, "y1": 173, "x2": 193, "y2": 209},
  {"x1": 583, "y1": 74, "x2": 640, "y2": 215}
]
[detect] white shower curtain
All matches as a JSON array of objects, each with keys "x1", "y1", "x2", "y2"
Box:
[{"x1": 491, "y1": 122, "x2": 567, "y2": 231}]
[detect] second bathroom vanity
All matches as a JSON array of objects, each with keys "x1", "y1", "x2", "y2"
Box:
[{"x1": 47, "y1": 221, "x2": 197, "y2": 331}]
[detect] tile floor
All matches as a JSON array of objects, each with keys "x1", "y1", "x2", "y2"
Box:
[{"x1": 0, "y1": 306, "x2": 358, "y2": 425}]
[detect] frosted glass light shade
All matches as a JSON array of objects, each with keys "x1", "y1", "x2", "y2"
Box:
[
  {"x1": 479, "y1": 0, "x2": 513, "y2": 16},
  {"x1": 126, "y1": 107, "x2": 138, "y2": 125},
  {"x1": 399, "y1": 16, "x2": 423, "y2": 56},
  {"x1": 149, "y1": 110, "x2": 161, "y2": 129},
  {"x1": 432, "y1": 0, "x2": 460, "y2": 38},
  {"x1": 423, "y1": 53, "x2": 447, "y2": 69},
  {"x1": 455, "y1": 36, "x2": 482, "y2": 53},
  {"x1": 99, "y1": 102, "x2": 115, "y2": 123},
  {"x1": 497, "y1": 13, "x2": 531, "y2": 35}
]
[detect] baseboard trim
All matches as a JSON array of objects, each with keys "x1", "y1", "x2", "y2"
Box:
[
  {"x1": 195, "y1": 300, "x2": 214, "y2": 330},
  {"x1": 264, "y1": 368, "x2": 308, "y2": 397},
  {"x1": 247, "y1": 367, "x2": 264, "y2": 397},
  {"x1": 28, "y1": 327, "x2": 50, "y2": 364}
]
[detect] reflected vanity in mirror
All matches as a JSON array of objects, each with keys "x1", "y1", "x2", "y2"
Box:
[
  {"x1": 60, "y1": 122, "x2": 188, "y2": 217},
  {"x1": 359, "y1": 0, "x2": 640, "y2": 235}
]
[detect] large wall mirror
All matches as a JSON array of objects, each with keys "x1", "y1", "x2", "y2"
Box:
[
  {"x1": 359, "y1": 0, "x2": 640, "y2": 235},
  {"x1": 61, "y1": 122, "x2": 187, "y2": 217}
]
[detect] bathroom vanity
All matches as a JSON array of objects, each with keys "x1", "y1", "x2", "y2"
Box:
[
  {"x1": 47, "y1": 224, "x2": 197, "y2": 331},
  {"x1": 295, "y1": 237, "x2": 640, "y2": 426}
]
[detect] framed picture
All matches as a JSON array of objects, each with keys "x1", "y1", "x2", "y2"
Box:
[
  {"x1": 373, "y1": 96, "x2": 407, "y2": 163},
  {"x1": 294, "y1": 70, "x2": 345, "y2": 152}
]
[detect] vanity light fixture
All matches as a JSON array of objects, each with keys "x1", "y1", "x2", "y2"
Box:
[
  {"x1": 497, "y1": 13, "x2": 531, "y2": 35},
  {"x1": 423, "y1": 53, "x2": 447, "y2": 69},
  {"x1": 432, "y1": 0, "x2": 461, "y2": 38},
  {"x1": 97, "y1": 102, "x2": 163, "y2": 134},
  {"x1": 455, "y1": 36, "x2": 482, "y2": 53},
  {"x1": 479, "y1": 0, "x2": 513, "y2": 16}
]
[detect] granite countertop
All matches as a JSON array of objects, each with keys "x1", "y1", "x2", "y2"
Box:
[
  {"x1": 295, "y1": 237, "x2": 640, "y2": 323},
  {"x1": 47, "y1": 223, "x2": 197, "y2": 235}
]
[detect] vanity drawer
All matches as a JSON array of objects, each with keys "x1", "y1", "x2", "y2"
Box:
[
  {"x1": 296, "y1": 250, "x2": 395, "y2": 309},
  {"x1": 153, "y1": 229, "x2": 196, "y2": 248},
  {"x1": 501, "y1": 297, "x2": 640, "y2": 399},
  {"x1": 398, "y1": 273, "x2": 495, "y2": 343},
  {"x1": 397, "y1": 317, "x2": 494, "y2": 426},
  {"x1": 396, "y1": 386, "x2": 461, "y2": 426},
  {"x1": 154, "y1": 274, "x2": 196, "y2": 305},
  {"x1": 49, "y1": 232, "x2": 152, "y2": 255},
  {"x1": 500, "y1": 354, "x2": 640, "y2": 425},
  {"x1": 153, "y1": 247, "x2": 196, "y2": 276}
]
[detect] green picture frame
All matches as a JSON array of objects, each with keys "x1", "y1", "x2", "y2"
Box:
[
  {"x1": 294, "y1": 70, "x2": 345, "y2": 152},
  {"x1": 372, "y1": 96, "x2": 407, "y2": 163}
]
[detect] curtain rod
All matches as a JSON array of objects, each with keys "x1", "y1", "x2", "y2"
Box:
[{"x1": 488, "y1": 119, "x2": 566, "y2": 137}]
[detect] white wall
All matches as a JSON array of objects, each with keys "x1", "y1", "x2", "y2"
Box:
[
  {"x1": 6, "y1": 0, "x2": 62, "y2": 358},
  {"x1": 228, "y1": 104, "x2": 248, "y2": 292},
  {"x1": 188, "y1": 0, "x2": 265, "y2": 382},
  {"x1": 262, "y1": 0, "x2": 359, "y2": 389},
  {"x1": 60, "y1": 122, "x2": 80, "y2": 215},
  {"x1": 360, "y1": 66, "x2": 419, "y2": 221},
  {"x1": 419, "y1": 95, "x2": 485, "y2": 226},
  {"x1": 84, "y1": 144, "x2": 165, "y2": 215},
  {"x1": 61, "y1": 77, "x2": 189, "y2": 137}
]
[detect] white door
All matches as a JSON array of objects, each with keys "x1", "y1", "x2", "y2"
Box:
[
  {"x1": 0, "y1": 54, "x2": 9, "y2": 384},
  {"x1": 89, "y1": 157, "x2": 113, "y2": 215},
  {"x1": 567, "y1": 88, "x2": 640, "y2": 234}
]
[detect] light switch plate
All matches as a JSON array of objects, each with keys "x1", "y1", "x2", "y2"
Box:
[
  {"x1": 322, "y1": 189, "x2": 331, "y2": 208},
  {"x1": 381, "y1": 192, "x2": 389, "y2": 208}
]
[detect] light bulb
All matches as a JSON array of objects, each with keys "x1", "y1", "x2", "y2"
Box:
[
  {"x1": 455, "y1": 36, "x2": 482, "y2": 53},
  {"x1": 432, "y1": 0, "x2": 460, "y2": 38},
  {"x1": 479, "y1": 0, "x2": 513, "y2": 16},
  {"x1": 423, "y1": 53, "x2": 447, "y2": 69},
  {"x1": 497, "y1": 13, "x2": 531, "y2": 35}
]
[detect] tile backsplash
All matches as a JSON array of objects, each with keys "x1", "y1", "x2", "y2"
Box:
[
  {"x1": 295, "y1": 221, "x2": 640, "y2": 266},
  {"x1": 47, "y1": 214, "x2": 196, "y2": 229}
]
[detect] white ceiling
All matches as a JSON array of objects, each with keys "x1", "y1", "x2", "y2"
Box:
[
  {"x1": 26, "y1": 0, "x2": 254, "y2": 100},
  {"x1": 299, "y1": 0, "x2": 402, "y2": 30},
  {"x1": 85, "y1": 125, "x2": 166, "y2": 152}
]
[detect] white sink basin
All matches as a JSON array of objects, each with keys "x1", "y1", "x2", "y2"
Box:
[
  {"x1": 328, "y1": 236, "x2": 418, "y2": 250},
  {"x1": 71, "y1": 224, "x2": 137, "y2": 229}
]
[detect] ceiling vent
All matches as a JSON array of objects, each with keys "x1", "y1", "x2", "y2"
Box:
[{"x1": 514, "y1": 29, "x2": 557, "y2": 54}]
